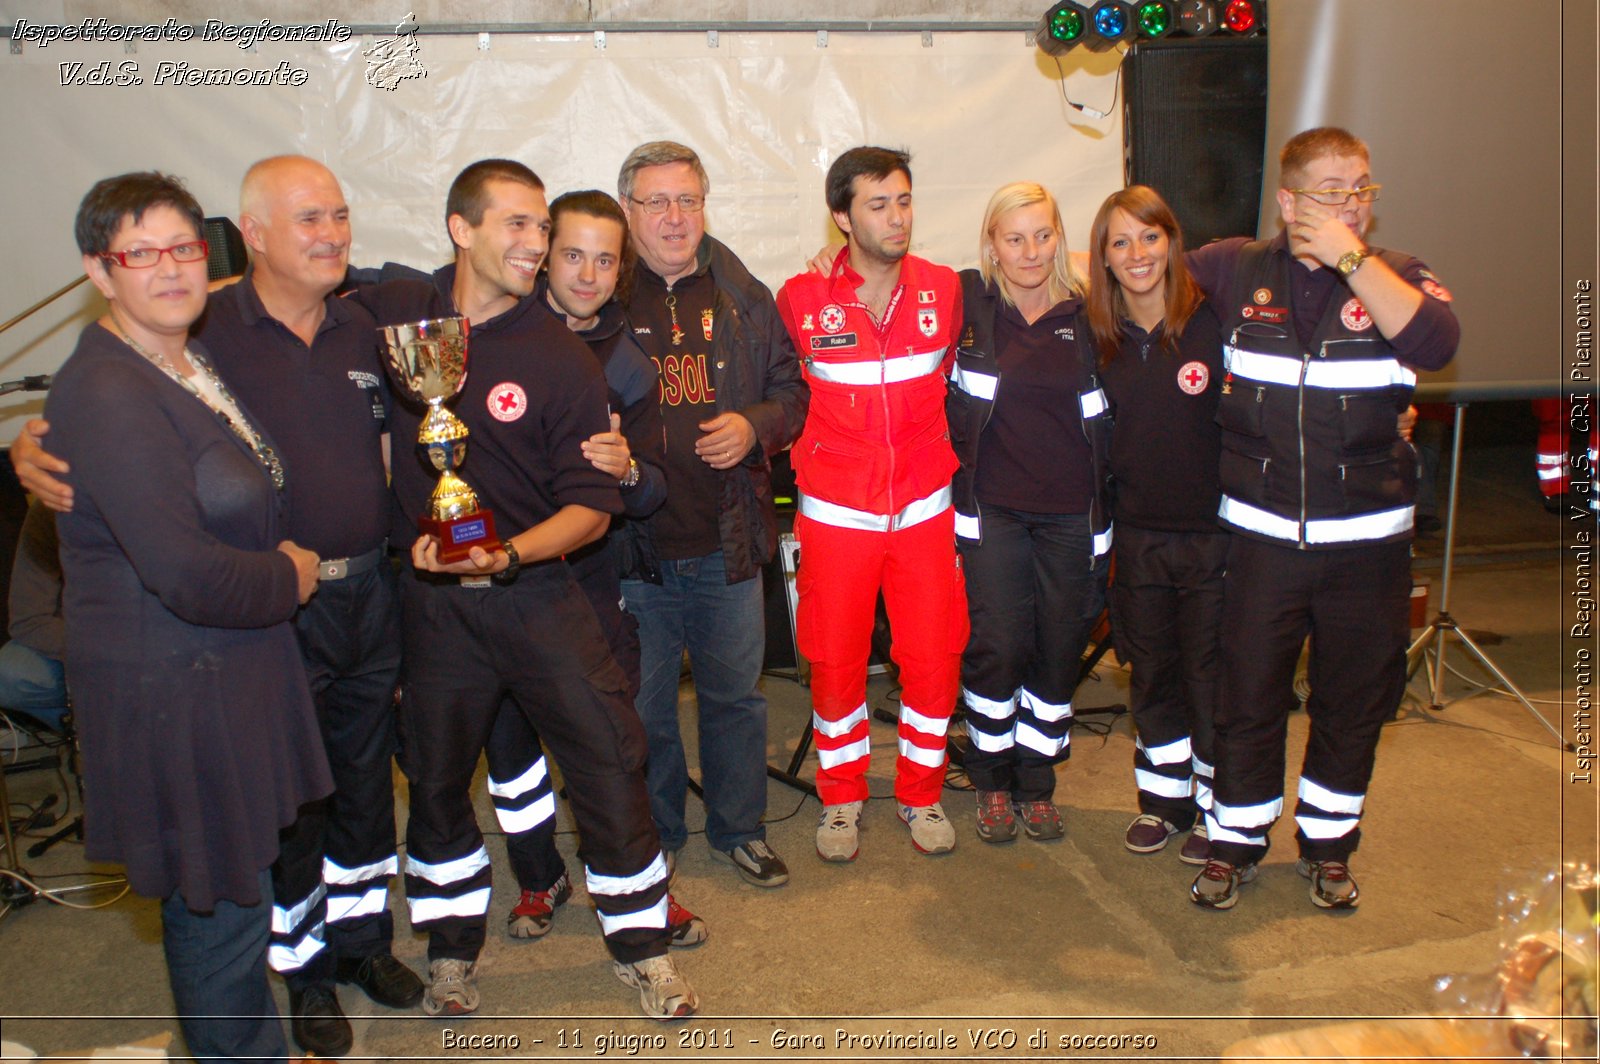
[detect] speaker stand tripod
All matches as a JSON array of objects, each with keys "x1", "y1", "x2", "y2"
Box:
[{"x1": 1406, "y1": 402, "x2": 1570, "y2": 750}]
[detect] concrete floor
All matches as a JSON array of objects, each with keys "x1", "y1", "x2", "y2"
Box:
[{"x1": 0, "y1": 412, "x2": 1594, "y2": 1062}]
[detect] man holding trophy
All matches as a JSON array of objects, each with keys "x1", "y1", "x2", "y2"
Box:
[{"x1": 357, "y1": 159, "x2": 697, "y2": 1022}]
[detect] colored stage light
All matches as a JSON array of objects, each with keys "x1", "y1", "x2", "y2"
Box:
[
  {"x1": 1134, "y1": 0, "x2": 1176, "y2": 38},
  {"x1": 1037, "y1": 1, "x2": 1091, "y2": 56},
  {"x1": 1222, "y1": 0, "x2": 1262, "y2": 35},
  {"x1": 1085, "y1": 1, "x2": 1135, "y2": 52}
]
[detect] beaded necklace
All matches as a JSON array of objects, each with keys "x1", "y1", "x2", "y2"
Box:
[{"x1": 110, "y1": 322, "x2": 286, "y2": 492}]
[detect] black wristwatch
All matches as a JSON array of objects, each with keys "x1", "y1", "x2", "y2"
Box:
[{"x1": 493, "y1": 539, "x2": 521, "y2": 584}]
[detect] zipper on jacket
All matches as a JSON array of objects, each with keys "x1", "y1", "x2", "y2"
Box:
[
  {"x1": 963, "y1": 349, "x2": 998, "y2": 545},
  {"x1": 1300, "y1": 337, "x2": 1382, "y2": 548},
  {"x1": 1297, "y1": 349, "x2": 1311, "y2": 549},
  {"x1": 881, "y1": 348, "x2": 895, "y2": 518}
]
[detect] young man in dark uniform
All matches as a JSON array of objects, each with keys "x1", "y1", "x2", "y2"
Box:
[
  {"x1": 355, "y1": 159, "x2": 697, "y2": 1021},
  {"x1": 480, "y1": 190, "x2": 706, "y2": 947},
  {"x1": 1183, "y1": 128, "x2": 1459, "y2": 911}
]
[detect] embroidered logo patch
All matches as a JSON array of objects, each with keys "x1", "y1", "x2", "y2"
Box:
[
  {"x1": 819, "y1": 304, "x2": 846, "y2": 334},
  {"x1": 701, "y1": 307, "x2": 715, "y2": 341},
  {"x1": 1420, "y1": 279, "x2": 1453, "y2": 303},
  {"x1": 918, "y1": 289, "x2": 937, "y2": 304},
  {"x1": 1177, "y1": 361, "x2": 1209, "y2": 395},
  {"x1": 1253, "y1": 287, "x2": 1272, "y2": 305},
  {"x1": 918, "y1": 308, "x2": 938, "y2": 338},
  {"x1": 488, "y1": 382, "x2": 527, "y2": 422},
  {"x1": 1340, "y1": 297, "x2": 1373, "y2": 332},
  {"x1": 801, "y1": 313, "x2": 815, "y2": 331}
]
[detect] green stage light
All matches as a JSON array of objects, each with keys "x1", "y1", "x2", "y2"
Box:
[
  {"x1": 1135, "y1": 0, "x2": 1176, "y2": 38},
  {"x1": 1037, "y1": 1, "x2": 1092, "y2": 56}
]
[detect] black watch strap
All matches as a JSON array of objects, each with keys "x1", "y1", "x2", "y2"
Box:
[{"x1": 494, "y1": 539, "x2": 521, "y2": 583}]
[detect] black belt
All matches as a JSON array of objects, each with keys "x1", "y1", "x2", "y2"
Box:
[{"x1": 317, "y1": 545, "x2": 386, "y2": 581}]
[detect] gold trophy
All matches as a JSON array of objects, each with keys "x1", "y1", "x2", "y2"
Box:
[{"x1": 380, "y1": 316, "x2": 500, "y2": 563}]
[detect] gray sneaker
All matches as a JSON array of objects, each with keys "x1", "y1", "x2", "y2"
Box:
[
  {"x1": 422, "y1": 957, "x2": 480, "y2": 1016},
  {"x1": 1189, "y1": 859, "x2": 1258, "y2": 910},
  {"x1": 898, "y1": 802, "x2": 956, "y2": 854},
  {"x1": 1297, "y1": 857, "x2": 1360, "y2": 909},
  {"x1": 815, "y1": 801, "x2": 864, "y2": 862},
  {"x1": 613, "y1": 954, "x2": 699, "y2": 1020}
]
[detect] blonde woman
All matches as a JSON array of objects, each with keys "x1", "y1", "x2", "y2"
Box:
[{"x1": 946, "y1": 182, "x2": 1110, "y2": 843}]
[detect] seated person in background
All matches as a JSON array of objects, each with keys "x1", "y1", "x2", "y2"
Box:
[{"x1": 0, "y1": 499, "x2": 68, "y2": 734}]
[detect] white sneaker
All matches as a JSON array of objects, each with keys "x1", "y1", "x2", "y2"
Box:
[
  {"x1": 815, "y1": 801, "x2": 864, "y2": 862},
  {"x1": 898, "y1": 802, "x2": 956, "y2": 854},
  {"x1": 613, "y1": 953, "x2": 699, "y2": 1020},
  {"x1": 421, "y1": 957, "x2": 480, "y2": 1016}
]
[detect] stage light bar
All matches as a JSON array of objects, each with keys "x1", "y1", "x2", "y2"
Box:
[
  {"x1": 1039, "y1": 0, "x2": 1262, "y2": 56},
  {"x1": 1037, "y1": 1, "x2": 1091, "y2": 56},
  {"x1": 1085, "y1": 0, "x2": 1135, "y2": 52}
]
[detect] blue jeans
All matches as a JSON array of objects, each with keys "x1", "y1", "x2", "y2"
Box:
[
  {"x1": 0, "y1": 640, "x2": 69, "y2": 733},
  {"x1": 161, "y1": 869, "x2": 287, "y2": 1062},
  {"x1": 623, "y1": 551, "x2": 768, "y2": 853}
]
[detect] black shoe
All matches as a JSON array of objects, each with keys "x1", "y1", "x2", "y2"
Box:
[
  {"x1": 336, "y1": 953, "x2": 425, "y2": 1010},
  {"x1": 712, "y1": 839, "x2": 790, "y2": 887},
  {"x1": 289, "y1": 984, "x2": 353, "y2": 1058}
]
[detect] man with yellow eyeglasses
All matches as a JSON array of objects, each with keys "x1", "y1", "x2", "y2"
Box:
[{"x1": 1180, "y1": 127, "x2": 1460, "y2": 912}]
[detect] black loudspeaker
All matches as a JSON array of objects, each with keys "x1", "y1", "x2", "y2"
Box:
[
  {"x1": 762, "y1": 510, "x2": 799, "y2": 670},
  {"x1": 1123, "y1": 37, "x2": 1269, "y2": 248},
  {"x1": 203, "y1": 217, "x2": 249, "y2": 281},
  {"x1": 759, "y1": 462, "x2": 894, "y2": 676}
]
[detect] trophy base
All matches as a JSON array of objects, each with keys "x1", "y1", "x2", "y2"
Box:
[{"x1": 421, "y1": 510, "x2": 501, "y2": 565}]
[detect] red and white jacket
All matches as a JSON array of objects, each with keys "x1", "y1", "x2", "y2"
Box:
[{"x1": 777, "y1": 249, "x2": 963, "y2": 528}]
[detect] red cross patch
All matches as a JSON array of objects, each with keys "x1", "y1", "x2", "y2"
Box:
[
  {"x1": 918, "y1": 308, "x2": 938, "y2": 338},
  {"x1": 1177, "y1": 361, "x2": 1209, "y2": 395},
  {"x1": 1340, "y1": 298, "x2": 1373, "y2": 332},
  {"x1": 488, "y1": 382, "x2": 528, "y2": 422},
  {"x1": 819, "y1": 304, "x2": 846, "y2": 334}
]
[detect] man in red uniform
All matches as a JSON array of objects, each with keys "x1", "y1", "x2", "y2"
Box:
[
  {"x1": 1532, "y1": 397, "x2": 1597, "y2": 514},
  {"x1": 776, "y1": 147, "x2": 965, "y2": 862}
]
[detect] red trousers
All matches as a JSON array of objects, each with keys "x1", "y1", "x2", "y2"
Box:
[
  {"x1": 1533, "y1": 397, "x2": 1598, "y2": 498},
  {"x1": 794, "y1": 507, "x2": 968, "y2": 805}
]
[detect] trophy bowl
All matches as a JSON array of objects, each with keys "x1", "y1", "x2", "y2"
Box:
[{"x1": 379, "y1": 315, "x2": 501, "y2": 564}]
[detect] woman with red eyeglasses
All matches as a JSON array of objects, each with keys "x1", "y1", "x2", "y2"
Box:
[{"x1": 45, "y1": 171, "x2": 327, "y2": 1062}]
